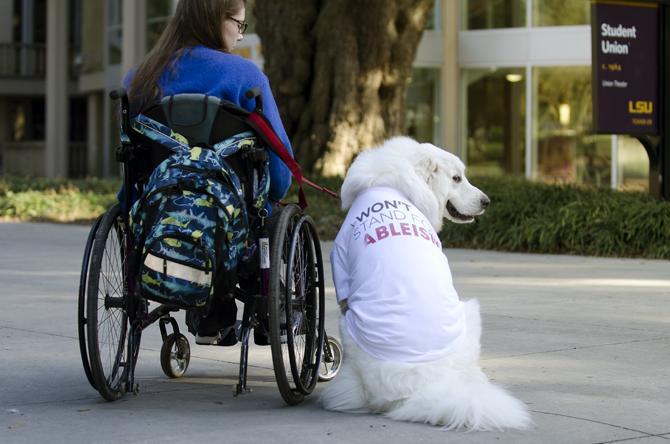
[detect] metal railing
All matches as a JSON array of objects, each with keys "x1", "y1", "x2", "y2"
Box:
[{"x1": 0, "y1": 43, "x2": 47, "y2": 78}]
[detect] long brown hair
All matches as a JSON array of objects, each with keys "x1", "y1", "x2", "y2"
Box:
[{"x1": 128, "y1": 0, "x2": 246, "y2": 110}]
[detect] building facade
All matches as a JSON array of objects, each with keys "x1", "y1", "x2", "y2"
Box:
[{"x1": 0, "y1": 0, "x2": 650, "y2": 190}]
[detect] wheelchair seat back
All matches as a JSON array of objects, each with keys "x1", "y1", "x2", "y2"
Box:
[
  {"x1": 128, "y1": 94, "x2": 267, "y2": 208},
  {"x1": 144, "y1": 94, "x2": 250, "y2": 148}
]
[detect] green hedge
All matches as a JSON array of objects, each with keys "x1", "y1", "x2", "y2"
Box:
[
  {"x1": 0, "y1": 176, "x2": 120, "y2": 223},
  {"x1": 289, "y1": 175, "x2": 670, "y2": 259},
  {"x1": 439, "y1": 176, "x2": 670, "y2": 259},
  {"x1": 2, "y1": 175, "x2": 669, "y2": 259}
]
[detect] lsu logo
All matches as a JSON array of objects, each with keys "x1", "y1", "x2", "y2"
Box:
[{"x1": 628, "y1": 100, "x2": 653, "y2": 114}]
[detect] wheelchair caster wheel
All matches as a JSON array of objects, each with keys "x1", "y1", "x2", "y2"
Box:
[
  {"x1": 161, "y1": 333, "x2": 190, "y2": 378},
  {"x1": 318, "y1": 336, "x2": 343, "y2": 382}
]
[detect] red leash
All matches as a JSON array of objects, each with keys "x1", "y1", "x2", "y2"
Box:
[
  {"x1": 246, "y1": 112, "x2": 339, "y2": 209},
  {"x1": 303, "y1": 177, "x2": 339, "y2": 199}
]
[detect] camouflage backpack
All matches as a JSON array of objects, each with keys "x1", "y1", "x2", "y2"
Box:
[{"x1": 129, "y1": 126, "x2": 268, "y2": 309}]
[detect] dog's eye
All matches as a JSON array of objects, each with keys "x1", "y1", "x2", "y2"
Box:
[{"x1": 453, "y1": 175, "x2": 462, "y2": 183}]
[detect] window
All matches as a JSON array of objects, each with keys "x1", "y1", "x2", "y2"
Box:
[
  {"x1": 70, "y1": 98, "x2": 87, "y2": 142},
  {"x1": 71, "y1": 0, "x2": 83, "y2": 75},
  {"x1": 533, "y1": 66, "x2": 611, "y2": 187},
  {"x1": 13, "y1": 0, "x2": 21, "y2": 42},
  {"x1": 33, "y1": 0, "x2": 46, "y2": 43},
  {"x1": 425, "y1": 0, "x2": 441, "y2": 30},
  {"x1": 463, "y1": 67, "x2": 526, "y2": 176},
  {"x1": 11, "y1": 0, "x2": 46, "y2": 42},
  {"x1": 462, "y1": 0, "x2": 526, "y2": 30},
  {"x1": 107, "y1": 0, "x2": 122, "y2": 65},
  {"x1": 9, "y1": 98, "x2": 45, "y2": 141},
  {"x1": 146, "y1": 0, "x2": 173, "y2": 50},
  {"x1": 405, "y1": 68, "x2": 441, "y2": 145},
  {"x1": 533, "y1": 0, "x2": 590, "y2": 27}
]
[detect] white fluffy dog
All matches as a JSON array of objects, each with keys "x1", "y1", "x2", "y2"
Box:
[{"x1": 320, "y1": 137, "x2": 531, "y2": 431}]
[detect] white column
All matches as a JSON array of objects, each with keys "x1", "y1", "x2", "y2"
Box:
[
  {"x1": 45, "y1": 0, "x2": 69, "y2": 178},
  {"x1": 121, "y1": 0, "x2": 146, "y2": 80},
  {"x1": 442, "y1": 0, "x2": 459, "y2": 153}
]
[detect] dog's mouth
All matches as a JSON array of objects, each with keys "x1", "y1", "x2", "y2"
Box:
[{"x1": 446, "y1": 201, "x2": 475, "y2": 223}]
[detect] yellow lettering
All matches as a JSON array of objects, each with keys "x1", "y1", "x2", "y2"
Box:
[
  {"x1": 632, "y1": 118, "x2": 653, "y2": 126},
  {"x1": 628, "y1": 100, "x2": 653, "y2": 114}
]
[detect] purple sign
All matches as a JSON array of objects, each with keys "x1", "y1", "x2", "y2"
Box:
[{"x1": 592, "y1": 1, "x2": 659, "y2": 135}]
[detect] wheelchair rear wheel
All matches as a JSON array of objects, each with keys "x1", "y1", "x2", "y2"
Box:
[
  {"x1": 268, "y1": 204, "x2": 326, "y2": 405},
  {"x1": 78, "y1": 214, "x2": 103, "y2": 390},
  {"x1": 85, "y1": 203, "x2": 130, "y2": 401}
]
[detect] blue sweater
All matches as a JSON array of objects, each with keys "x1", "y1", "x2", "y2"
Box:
[{"x1": 125, "y1": 45, "x2": 293, "y2": 202}]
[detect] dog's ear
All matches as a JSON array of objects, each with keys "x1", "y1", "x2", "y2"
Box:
[{"x1": 416, "y1": 157, "x2": 440, "y2": 184}]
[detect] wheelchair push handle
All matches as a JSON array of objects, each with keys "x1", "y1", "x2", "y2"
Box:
[
  {"x1": 109, "y1": 88, "x2": 132, "y2": 136},
  {"x1": 245, "y1": 88, "x2": 263, "y2": 113}
]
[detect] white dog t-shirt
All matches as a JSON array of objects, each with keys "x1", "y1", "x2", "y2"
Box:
[{"x1": 331, "y1": 186, "x2": 465, "y2": 363}]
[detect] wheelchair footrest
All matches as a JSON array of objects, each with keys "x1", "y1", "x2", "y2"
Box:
[{"x1": 195, "y1": 321, "x2": 240, "y2": 346}]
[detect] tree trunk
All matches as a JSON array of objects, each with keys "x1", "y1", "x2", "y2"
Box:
[{"x1": 254, "y1": 0, "x2": 434, "y2": 176}]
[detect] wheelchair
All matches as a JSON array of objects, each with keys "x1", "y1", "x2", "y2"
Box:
[{"x1": 77, "y1": 89, "x2": 342, "y2": 405}]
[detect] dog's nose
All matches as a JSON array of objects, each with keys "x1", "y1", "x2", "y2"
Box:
[{"x1": 481, "y1": 196, "x2": 490, "y2": 208}]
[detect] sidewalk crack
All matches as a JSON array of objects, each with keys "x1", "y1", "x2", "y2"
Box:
[
  {"x1": 483, "y1": 336, "x2": 670, "y2": 360},
  {"x1": 592, "y1": 431, "x2": 670, "y2": 443},
  {"x1": 488, "y1": 313, "x2": 668, "y2": 334},
  {"x1": 0, "y1": 325, "x2": 76, "y2": 341},
  {"x1": 531, "y1": 410, "x2": 667, "y2": 440}
]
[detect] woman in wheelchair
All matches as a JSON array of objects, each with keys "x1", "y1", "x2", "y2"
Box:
[
  {"x1": 80, "y1": 0, "x2": 337, "y2": 405},
  {"x1": 123, "y1": 0, "x2": 293, "y2": 346}
]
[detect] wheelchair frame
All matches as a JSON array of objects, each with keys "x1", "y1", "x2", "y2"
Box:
[{"x1": 77, "y1": 89, "x2": 341, "y2": 405}]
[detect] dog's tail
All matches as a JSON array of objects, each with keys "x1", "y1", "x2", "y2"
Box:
[
  {"x1": 384, "y1": 369, "x2": 532, "y2": 431},
  {"x1": 385, "y1": 299, "x2": 531, "y2": 431}
]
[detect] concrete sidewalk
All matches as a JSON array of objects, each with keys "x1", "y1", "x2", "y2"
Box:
[{"x1": 1, "y1": 222, "x2": 669, "y2": 443}]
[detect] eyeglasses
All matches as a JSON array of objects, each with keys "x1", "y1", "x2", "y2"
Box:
[{"x1": 228, "y1": 17, "x2": 248, "y2": 34}]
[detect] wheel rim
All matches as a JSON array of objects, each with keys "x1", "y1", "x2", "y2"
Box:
[
  {"x1": 170, "y1": 337, "x2": 189, "y2": 376},
  {"x1": 276, "y1": 212, "x2": 299, "y2": 393},
  {"x1": 87, "y1": 206, "x2": 129, "y2": 399},
  {"x1": 319, "y1": 337, "x2": 342, "y2": 381},
  {"x1": 78, "y1": 215, "x2": 103, "y2": 390}
]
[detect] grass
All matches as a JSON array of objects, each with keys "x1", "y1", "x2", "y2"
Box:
[{"x1": 0, "y1": 176, "x2": 120, "y2": 223}]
